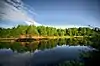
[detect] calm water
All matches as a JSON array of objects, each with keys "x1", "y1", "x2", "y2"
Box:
[{"x1": 0, "y1": 39, "x2": 97, "y2": 66}]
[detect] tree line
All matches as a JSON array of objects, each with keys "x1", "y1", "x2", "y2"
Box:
[{"x1": 0, "y1": 25, "x2": 97, "y2": 38}]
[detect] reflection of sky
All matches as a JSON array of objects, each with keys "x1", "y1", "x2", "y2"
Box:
[
  {"x1": 0, "y1": 46, "x2": 93, "y2": 66},
  {"x1": 0, "y1": 0, "x2": 100, "y2": 28},
  {"x1": 0, "y1": 49, "x2": 32, "y2": 66}
]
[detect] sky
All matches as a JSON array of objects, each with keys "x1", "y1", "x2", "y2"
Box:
[{"x1": 0, "y1": 0, "x2": 100, "y2": 28}]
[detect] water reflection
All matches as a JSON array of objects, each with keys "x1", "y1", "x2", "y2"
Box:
[
  {"x1": 0, "y1": 49, "x2": 32, "y2": 66},
  {"x1": 30, "y1": 46, "x2": 93, "y2": 66},
  {"x1": 0, "y1": 38, "x2": 92, "y2": 52},
  {"x1": 0, "y1": 46, "x2": 94, "y2": 66},
  {"x1": 0, "y1": 38, "x2": 96, "y2": 66}
]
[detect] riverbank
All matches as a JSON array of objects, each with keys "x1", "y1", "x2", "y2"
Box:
[
  {"x1": 0, "y1": 36, "x2": 91, "y2": 42},
  {"x1": 0, "y1": 36, "x2": 90, "y2": 39}
]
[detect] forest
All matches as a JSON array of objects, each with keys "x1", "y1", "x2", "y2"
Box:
[{"x1": 0, "y1": 25, "x2": 98, "y2": 38}]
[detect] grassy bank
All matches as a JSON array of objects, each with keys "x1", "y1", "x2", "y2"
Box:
[{"x1": 0, "y1": 36, "x2": 91, "y2": 42}]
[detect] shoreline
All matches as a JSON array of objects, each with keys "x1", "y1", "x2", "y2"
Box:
[
  {"x1": 0, "y1": 36, "x2": 91, "y2": 40},
  {"x1": 0, "y1": 36, "x2": 91, "y2": 42}
]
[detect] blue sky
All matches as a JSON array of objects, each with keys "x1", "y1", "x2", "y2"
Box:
[
  {"x1": 23, "y1": 0, "x2": 100, "y2": 27},
  {"x1": 0, "y1": 0, "x2": 100, "y2": 28}
]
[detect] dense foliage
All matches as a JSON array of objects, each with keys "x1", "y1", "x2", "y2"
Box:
[{"x1": 0, "y1": 25, "x2": 96, "y2": 38}]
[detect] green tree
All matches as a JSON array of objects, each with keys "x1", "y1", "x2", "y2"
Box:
[
  {"x1": 37, "y1": 26, "x2": 47, "y2": 36},
  {"x1": 26, "y1": 25, "x2": 39, "y2": 36}
]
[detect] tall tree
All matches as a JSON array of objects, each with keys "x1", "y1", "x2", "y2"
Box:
[{"x1": 26, "y1": 25, "x2": 39, "y2": 36}]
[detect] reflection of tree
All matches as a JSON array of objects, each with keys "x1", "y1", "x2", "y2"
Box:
[
  {"x1": 0, "y1": 37, "x2": 94, "y2": 52},
  {"x1": 57, "y1": 61, "x2": 84, "y2": 66},
  {"x1": 79, "y1": 49, "x2": 100, "y2": 66},
  {"x1": 85, "y1": 51, "x2": 100, "y2": 66},
  {"x1": 58, "y1": 39, "x2": 66, "y2": 45}
]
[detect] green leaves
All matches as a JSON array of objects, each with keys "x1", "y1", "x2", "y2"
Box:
[
  {"x1": 0, "y1": 25, "x2": 95, "y2": 38},
  {"x1": 26, "y1": 25, "x2": 39, "y2": 36}
]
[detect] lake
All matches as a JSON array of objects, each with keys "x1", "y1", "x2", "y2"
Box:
[{"x1": 0, "y1": 38, "x2": 98, "y2": 66}]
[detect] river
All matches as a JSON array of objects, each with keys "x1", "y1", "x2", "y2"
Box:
[{"x1": 0, "y1": 38, "x2": 97, "y2": 66}]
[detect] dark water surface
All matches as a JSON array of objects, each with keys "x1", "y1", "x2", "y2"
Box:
[{"x1": 0, "y1": 39, "x2": 97, "y2": 66}]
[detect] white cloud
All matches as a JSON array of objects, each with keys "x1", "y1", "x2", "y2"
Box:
[
  {"x1": 0, "y1": 0, "x2": 41, "y2": 27},
  {"x1": 44, "y1": 25, "x2": 89, "y2": 29}
]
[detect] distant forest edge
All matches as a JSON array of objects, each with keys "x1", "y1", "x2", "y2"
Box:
[{"x1": 0, "y1": 25, "x2": 99, "y2": 38}]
